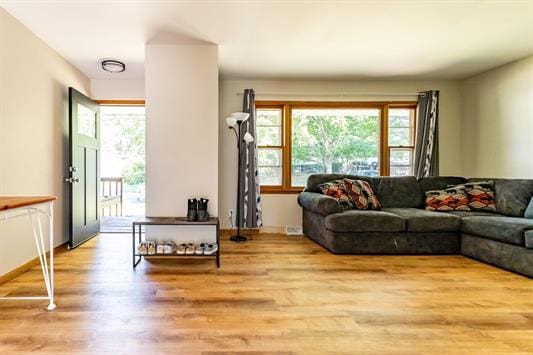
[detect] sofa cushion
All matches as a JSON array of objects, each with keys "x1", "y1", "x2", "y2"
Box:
[
  {"x1": 373, "y1": 176, "x2": 423, "y2": 208},
  {"x1": 425, "y1": 186, "x2": 470, "y2": 211},
  {"x1": 461, "y1": 216, "x2": 533, "y2": 246},
  {"x1": 325, "y1": 210, "x2": 405, "y2": 233},
  {"x1": 525, "y1": 230, "x2": 533, "y2": 249},
  {"x1": 467, "y1": 178, "x2": 533, "y2": 217},
  {"x1": 445, "y1": 211, "x2": 505, "y2": 218},
  {"x1": 524, "y1": 197, "x2": 533, "y2": 219},
  {"x1": 306, "y1": 174, "x2": 375, "y2": 193},
  {"x1": 418, "y1": 176, "x2": 467, "y2": 194},
  {"x1": 298, "y1": 192, "x2": 342, "y2": 216},
  {"x1": 383, "y1": 208, "x2": 461, "y2": 232}
]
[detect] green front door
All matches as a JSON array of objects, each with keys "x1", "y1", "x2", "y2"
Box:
[{"x1": 68, "y1": 88, "x2": 100, "y2": 248}]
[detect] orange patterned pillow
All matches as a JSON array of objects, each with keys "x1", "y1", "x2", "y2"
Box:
[
  {"x1": 317, "y1": 180, "x2": 354, "y2": 210},
  {"x1": 342, "y1": 178, "x2": 369, "y2": 210},
  {"x1": 425, "y1": 186, "x2": 470, "y2": 211}
]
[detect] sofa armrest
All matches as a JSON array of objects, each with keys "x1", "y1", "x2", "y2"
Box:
[{"x1": 298, "y1": 192, "x2": 342, "y2": 216}]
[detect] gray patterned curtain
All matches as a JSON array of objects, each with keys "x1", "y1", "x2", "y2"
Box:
[
  {"x1": 238, "y1": 89, "x2": 263, "y2": 228},
  {"x1": 414, "y1": 90, "x2": 439, "y2": 178}
]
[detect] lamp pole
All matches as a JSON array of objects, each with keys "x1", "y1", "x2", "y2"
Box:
[
  {"x1": 231, "y1": 121, "x2": 247, "y2": 243},
  {"x1": 226, "y1": 112, "x2": 253, "y2": 243}
]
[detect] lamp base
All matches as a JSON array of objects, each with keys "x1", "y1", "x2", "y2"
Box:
[{"x1": 230, "y1": 235, "x2": 248, "y2": 243}]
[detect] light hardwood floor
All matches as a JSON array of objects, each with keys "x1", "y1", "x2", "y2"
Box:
[{"x1": 0, "y1": 233, "x2": 532, "y2": 354}]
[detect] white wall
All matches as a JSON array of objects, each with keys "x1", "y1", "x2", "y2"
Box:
[
  {"x1": 461, "y1": 56, "x2": 533, "y2": 178},
  {"x1": 145, "y1": 43, "x2": 218, "y2": 240},
  {"x1": 90, "y1": 79, "x2": 145, "y2": 100},
  {"x1": 219, "y1": 79, "x2": 462, "y2": 229},
  {"x1": 0, "y1": 8, "x2": 90, "y2": 276}
]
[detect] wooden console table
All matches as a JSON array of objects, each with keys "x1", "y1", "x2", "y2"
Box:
[
  {"x1": 132, "y1": 217, "x2": 220, "y2": 268},
  {"x1": 0, "y1": 196, "x2": 56, "y2": 310}
]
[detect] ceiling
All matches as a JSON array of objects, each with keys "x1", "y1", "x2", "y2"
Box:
[{"x1": 1, "y1": 0, "x2": 533, "y2": 80}]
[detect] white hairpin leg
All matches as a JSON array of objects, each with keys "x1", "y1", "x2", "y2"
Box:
[
  {"x1": 27, "y1": 205, "x2": 55, "y2": 310},
  {"x1": 0, "y1": 201, "x2": 56, "y2": 310}
]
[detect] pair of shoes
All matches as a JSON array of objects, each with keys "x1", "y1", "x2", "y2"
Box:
[
  {"x1": 194, "y1": 243, "x2": 217, "y2": 255},
  {"x1": 163, "y1": 242, "x2": 177, "y2": 254},
  {"x1": 187, "y1": 198, "x2": 210, "y2": 222},
  {"x1": 147, "y1": 241, "x2": 156, "y2": 255},
  {"x1": 137, "y1": 242, "x2": 148, "y2": 255},
  {"x1": 203, "y1": 243, "x2": 218, "y2": 255},
  {"x1": 156, "y1": 242, "x2": 165, "y2": 255},
  {"x1": 177, "y1": 243, "x2": 196, "y2": 255}
]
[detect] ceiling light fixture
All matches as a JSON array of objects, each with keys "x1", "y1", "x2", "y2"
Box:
[{"x1": 101, "y1": 60, "x2": 126, "y2": 73}]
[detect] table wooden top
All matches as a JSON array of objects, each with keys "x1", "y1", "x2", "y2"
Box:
[
  {"x1": 133, "y1": 216, "x2": 219, "y2": 226},
  {"x1": 0, "y1": 196, "x2": 56, "y2": 211}
]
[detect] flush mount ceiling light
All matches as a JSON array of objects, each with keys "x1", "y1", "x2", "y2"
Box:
[{"x1": 101, "y1": 60, "x2": 126, "y2": 73}]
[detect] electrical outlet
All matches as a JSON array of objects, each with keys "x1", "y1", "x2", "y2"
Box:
[{"x1": 229, "y1": 209, "x2": 234, "y2": 227}]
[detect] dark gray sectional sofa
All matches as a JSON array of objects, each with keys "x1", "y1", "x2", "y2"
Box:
[{"x1": 298, "y1": 174, "x2": 533, "y2": 278}]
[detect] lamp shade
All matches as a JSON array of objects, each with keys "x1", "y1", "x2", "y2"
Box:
[
  {"x1": 230, "y1": 112, "x2": 250, "y2": 122},
  {"x1": 225, "y1": 116, "x2": 237, "y2": 127},
  {"x1": 243, "y1": 132, "x2": 254, "y2": 143}
]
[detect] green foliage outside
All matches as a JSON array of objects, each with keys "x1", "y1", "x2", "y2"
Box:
[
  {"x1": 101, "y1": 112, "x2": 145, "y2": 185},
  {"x1": 291, "y1": 110, "x2": 380, "y2": 174}
]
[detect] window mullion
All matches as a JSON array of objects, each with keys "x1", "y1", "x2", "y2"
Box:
[{"x1": 283, "y1": 104, "x2": 292, "y2": 189}]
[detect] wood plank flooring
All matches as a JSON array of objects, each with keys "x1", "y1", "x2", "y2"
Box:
[{"x1": 0, "y1": 233, "x2": 532, "y2": 354}]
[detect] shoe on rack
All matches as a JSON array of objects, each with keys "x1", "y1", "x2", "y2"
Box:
[
  {"x1": 195, "y1": 243, "x2": 205, "y2": 255},
  {"x1": 156, "y1": 242, "x2": 165, "y2": 255},
  {"x1": 187, "y1": 198, "x2": 198, "y2": 222},
  {"x1": 137, "y1": 242, "x2": 148, "y2": 255},
  {"x1": 147, "y1": 241, "x2": 156, "y2": 255},
  {"x1": 163, "y1": 242, "x2": 177, "y2": 254},
  {"x1": 197, "y1": 198, "x2": 209, "y2": 222},
  {"x1": 177, "y1": 243, "x2": 187, "y2": 255},
  {"x1": 204, "y1": 243, "x2": 218, "y2": 255},
  {"x1": 185, "y1": 243, "x2": 196, "y2": 255}
]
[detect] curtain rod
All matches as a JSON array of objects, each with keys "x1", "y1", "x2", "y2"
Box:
[{"x1": 235, "y1": 92, "x2": 422, "y2": 97}]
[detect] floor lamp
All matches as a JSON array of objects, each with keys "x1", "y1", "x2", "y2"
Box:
[{"x1": 225, "y1": 112, "x2": 255, "y2": 243}]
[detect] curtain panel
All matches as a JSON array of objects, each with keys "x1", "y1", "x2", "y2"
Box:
[
  {"x1": 238, "y1": 89, "x2": 263, "y2": 228},
  {"x1": 414, "y1": 90, "x2": 440, "y2": 178}
]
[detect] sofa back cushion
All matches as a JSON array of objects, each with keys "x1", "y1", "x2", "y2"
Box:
[
  {"x1": 373, "y1": 176, "x2": 423, "y2": 208},
  {"x1": 418, "y1": 176, "x2": 467, "y2": 193},
  {"x1": 467, "y1": 178, "x2": 533, "y2": 217},
  {"x1": 306, "y1": 174, "x2": 374, "y2": 193}
]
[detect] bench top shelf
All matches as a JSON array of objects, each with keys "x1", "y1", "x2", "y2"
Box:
[
  {"x1": 0, "y1": 196, "x2": 56, "y2": 211},
  {"x1": 132, "y1": 216, "x2": 219, "y2": 226}
]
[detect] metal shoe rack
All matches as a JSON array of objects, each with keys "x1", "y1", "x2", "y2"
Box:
[{"x1": 132, "y1": 216, "x2": 220, "y2": 268}]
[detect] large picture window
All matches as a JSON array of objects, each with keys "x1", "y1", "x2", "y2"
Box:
[{"x1": 256, "y1": 101, "x2": 417, "y2": 193}]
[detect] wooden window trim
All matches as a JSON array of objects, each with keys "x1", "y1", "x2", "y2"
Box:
[{"x1": 256, "y1": 101, "x2": 417, "y2": 194}]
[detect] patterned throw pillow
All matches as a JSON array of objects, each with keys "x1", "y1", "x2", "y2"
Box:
[
  {"x1": 461, "y1": 181, "x2": 497, "y2": 212},
  {"x1": 359, "y1": 180, "x2": 382, "y2": 210},
  {"x1": 342, "y1": 178, "x2": 381, "y2": 210},
  {"x1": 317, "y1": 180, "x2": 354, "y2": 210},
  {"x1": 425, "y1": 186, "x2": 470, "y2": 211},
  {"x1": 342, "y1": 178, "x2": 369, "y2": 210}
]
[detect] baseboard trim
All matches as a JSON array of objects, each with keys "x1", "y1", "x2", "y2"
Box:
[
  {"x1": 0, "y1": 242, "x2": 68, "y2": 285},
  {"x1": 220, "y1": 226, "x2": 286, "y2": 236}
]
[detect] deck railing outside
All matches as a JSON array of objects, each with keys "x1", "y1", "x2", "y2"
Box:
[{"x1": 100, "y1": 177, "x2": 123, "y2": 216}]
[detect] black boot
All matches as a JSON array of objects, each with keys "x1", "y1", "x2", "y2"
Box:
[
  {"x1": 197, "y1": 198, "x2": 209, "y2": 222},
  {"x1": 187, "y1": 198, "x2": 198, "y2": 222}
]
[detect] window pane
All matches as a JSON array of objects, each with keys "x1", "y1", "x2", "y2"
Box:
[
  {"x1": 257, "y1": 108, "x2": 282, "y2": 147},
  {"x1": 291, "y1": 108, "x2": 381, "y2": 186},
  {"x1": 257, "y1": 126, "x2": 281, "y2": 146},
  {"x1": 257, "y1": 109, "x2": 281, "y2": 125},
  {"x1": 390, "y1": 148, "x2": 413, "y2": 176},
  {"x1": 78, "y1": 103, "x2": 96, "y2": 138},
  {"x1": 388, "y1": 108, "x2": 414, "y2": 146},
  {"x1": 258, "y1": 148, "x2": 282, "y2": 185}
]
